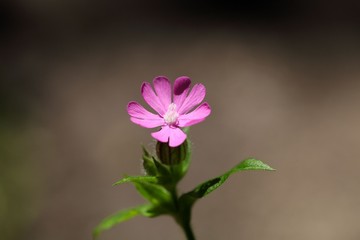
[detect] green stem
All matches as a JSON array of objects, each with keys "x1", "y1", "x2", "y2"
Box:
[
  {"x1": 170, "y1": 186, "x2": 196, "y2": 240},
  {"x1": 179, "y1": 220, "x2": 195, "y2": 240}
]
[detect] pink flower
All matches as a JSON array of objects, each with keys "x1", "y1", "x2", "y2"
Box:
[{"x1": 127, "y1": 76, "x2": 211, "y2": 147}]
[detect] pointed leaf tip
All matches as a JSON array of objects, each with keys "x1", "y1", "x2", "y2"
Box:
[
  {"x1": 112, "y1": 175, "x2": 158, "y2": 186},
  {"x1": 179, "y1": 158, "x2": 274, "y2": 207},
  {"x1": 142, "y1": 146, "x2": 158, "y2": 176},
  {"x1": 93, "y1": 204, "x2": 155, "y2": 239},
  {"x1": 234, "y1": 158, "x2": 275, "y2": 171}
]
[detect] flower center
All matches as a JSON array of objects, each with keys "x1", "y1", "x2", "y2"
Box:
[{"x1": 164, "y1": 103, "x2": 179, "y2": 126}]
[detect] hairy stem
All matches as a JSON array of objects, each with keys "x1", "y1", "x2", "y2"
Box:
[{"x1": 171, "y1": 187, "x2": 196, "y2": 240}]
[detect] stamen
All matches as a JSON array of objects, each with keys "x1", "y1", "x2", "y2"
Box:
[{"x1": 164, "y1": 103, "x2": 179, "y2": 125}]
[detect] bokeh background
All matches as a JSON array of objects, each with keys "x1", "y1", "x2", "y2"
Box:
[{"x1": 1, "y1": 1, "x2": 360, "y2": 239}]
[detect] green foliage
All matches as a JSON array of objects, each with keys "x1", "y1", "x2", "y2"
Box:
[
  {"x1": 152, "y1": 157, "x2": 171, "y2": 178},
  {"x1": 133, "y1": 182, "x2": 173, "y2": 208},
  {"x1": 93, "y1": 204, "x2": 156, "y2": 239},
  {"x1": 156, "y1": 141, "x2": 188, "y2": 165},
  {"x1": 169, "y1": 139, "x2": 191, "y2": 182},
  {"x1": 142, "y1": 139, "x2": 191, "y2": 185},
  {"x1": 93, "y1": 144, "x2": 275, "y2": 240},
  {"x1": 180, "y1": 158, "x2": 274, "y2": 206},
  {"x1": 113, "y1": 176, "x2": 158, "y2": 186},
  {"x1": 231, "y1": 158, "x2": 275, "y2": 172},
  {"x1": 142, "y1": 146, "x2": 157, "y2": 176}
]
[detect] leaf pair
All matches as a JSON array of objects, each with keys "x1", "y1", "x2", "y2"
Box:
[{"x1": 93, "y1": 148, "x2": 274, "y2": 239}]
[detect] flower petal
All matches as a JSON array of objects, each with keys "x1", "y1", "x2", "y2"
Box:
[
  {"x1": 173, "y1": 76, "x2": 191, "y2": 109},
  {"x1": 151, "y1": 126, "x2": 187, "y2": 147},
  {"x1": 153, "y1": 76, "x2": 171, "y2": 110},
  {"x1": 178, "y1": 102, "x2": 211, "y2": 127},
  {"x1": 151, "y1": 126, "x2": 171, "y2": 143},
  {"x1": 177, "y1": 83, "x2": 206, "y2": 115},
  {"x1": 127, "y1": 101, "x2": 164, "y2": 128},
  {"x1": 127, "y1": 101, "x2": 160, "y2": 119},
  {"x1": 130, "y1": 117, "x2": 164, "y2": 128},
  {"x1": 141, "y1": 82, "x2": 166, "y2": 115},
  {"x1": 168, "y1": 128, "x2": 187, "y2": 147}
]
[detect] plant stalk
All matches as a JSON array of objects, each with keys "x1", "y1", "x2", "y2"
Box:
[
  {"x1": 179, "y1": 219, "x2": 195, "y2": 240},
  {"x1": 170, "y1": 185, "x2": 196, "y2": 240}
]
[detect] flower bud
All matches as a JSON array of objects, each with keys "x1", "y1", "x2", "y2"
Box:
[{"x1": 156, "y1": 140, "x2": 188, "y2": 165}]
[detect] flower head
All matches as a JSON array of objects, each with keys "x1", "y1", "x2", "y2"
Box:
[{"x1": 127, "y1": 76, "x2": 211, "y2": 147}]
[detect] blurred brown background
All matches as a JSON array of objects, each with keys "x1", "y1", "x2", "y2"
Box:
[{"x1": 1, "y1": 1, "x2": 360, "y2": 240}]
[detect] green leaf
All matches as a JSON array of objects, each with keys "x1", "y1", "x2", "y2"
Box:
[
  {"x1": 153, "y1": 157, "x2": 172, "y2": 177},
  {"x1": 134, "y1": 181, "x2": 174, "y2": 209},
  {"x1": 230, "y1": 158, "x2": 275, "y2": 172},
  {"x1": 93, "y1": 204, "x2": 155, "y2": 239},
  {"x1": 112, "y1": 175, "x2": 158, "y2": 186},
  {"x1": 180, "y1": 158, "x2": 274, "y2": 205},
  {"x1": 142, "y1": 146, "x2": 157, "y2": 176}
]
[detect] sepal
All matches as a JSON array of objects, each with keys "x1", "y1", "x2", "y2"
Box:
[{"x1": 142, "y1": 140, "x2": 191, "y2": 185}]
